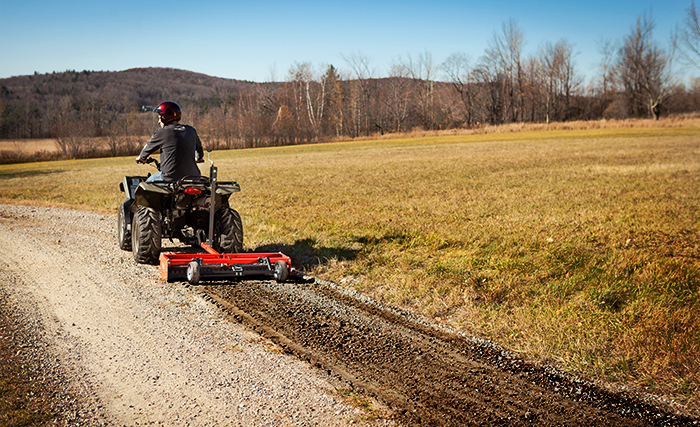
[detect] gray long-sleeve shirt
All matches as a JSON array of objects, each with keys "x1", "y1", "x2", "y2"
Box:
[{"x1": 138, "y1": 123, "x2": 204, "y2": 182}]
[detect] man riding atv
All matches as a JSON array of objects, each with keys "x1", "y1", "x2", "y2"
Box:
[
  {"x1": 136, "y1": 101, "x2": 204, "y2": 182},
  {"x1": 119, "y1": 101, "x2": 243, "y2": 265},
  {"x1": 121, "y1": 101, "x2": 305, "y2": 283}
]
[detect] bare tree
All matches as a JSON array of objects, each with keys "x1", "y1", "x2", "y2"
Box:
[
  {"x1": 615, "y1": 11, "x2": 676, "y2": 119},
  {"x1": 482, "y1": 19, "x2": 526, "y2": 123},
  {"x1": 597, "y1": 38, "x2": 618, "y2": 94},
  {"x1": 442, "y1": 52, "x2": 478, "y2": 126},
  {"x1": 212, "y1": 83, "x2": 238, "y2": 148},
  {"x1": 673, "y1": 1, "x2": 700, "y2": 70},
  {"x1": 587, "y1": 38, "x2": 620, "y2": 117},
  {"x1": 285, "y1": 62, "x2": 327, "y2": 141},
  {"x1": 521, "y1": 56, "x2": 545, "y2": 122},
  {"x1": 404, "y1": 50, "x2": 438, "y2": 129},
  {"x1": 374, "y1": 62, "x2": 413, "y2": 134},
  {"x1": 342, "y1": 52, "x2": 374, "y2": 136},
  {"x1": 473, "y1": 56, "x2": 505, "y2": 125},
  {"x1": 322, "y1": 65, "x2": 344, "y2": 138},
  {"x1": 105, "y1": 110, "x2": 127, "y2": 157},
  {"x1": 53, "y1": 96, "x2": 96, "y2": 159},
  {"x1": 538, "y1": 39, "x2": 582, "y2": 123},
  {"x1": 389, "y1": 62, "x2": 413, "y2": 132},
  {"x1": 236, "y1": 84, "x2": 274, "y2": 148}
]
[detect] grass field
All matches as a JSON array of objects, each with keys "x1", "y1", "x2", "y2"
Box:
[{"x1": 1, "y1": 123, "x2": 699, "y2": 409}]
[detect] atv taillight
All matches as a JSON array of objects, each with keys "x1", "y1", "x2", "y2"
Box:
[{"x1": 184, "y1": 187, "x2": 202, "y2": 195}]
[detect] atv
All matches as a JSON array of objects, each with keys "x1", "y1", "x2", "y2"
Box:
[{"x1": 117, "y1": 154, "x2": 243, "y2": 264}]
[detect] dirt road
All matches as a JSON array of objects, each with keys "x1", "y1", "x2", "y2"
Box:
[
  {"x1": 0, "y1": 204, "x2": 695, "y2": 426},
  {"x1": 0, "y1": 204, "x2": 389, "y2": 426}
]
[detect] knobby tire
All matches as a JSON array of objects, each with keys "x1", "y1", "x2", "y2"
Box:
[{"x1": 132, "y1": 207, "x2": 162, "y2": 264}]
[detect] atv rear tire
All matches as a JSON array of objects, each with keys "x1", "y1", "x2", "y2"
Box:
[
  {"x1": 132, "y1": 207, "x2": 162, "y2": 264},
  {"x1": 214, "y1": 207, "x2": 243, "y2": 253},
  {"x1": 118, "y1": 202, "x2": 131, "y2": 251}
]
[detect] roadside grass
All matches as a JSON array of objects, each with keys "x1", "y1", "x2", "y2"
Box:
[
  {"x1": 335, "y1": 388, "x2": 392, "y2": 422},
  {"x1": 0, "y1": 340, "x2": 53, "y2": 427},
  {"x1": 0, "y1": 306, "x2": 54, "y2": 426},
  {"x1": 1, "y1": 124, "x2": 699, "y2": 409}
]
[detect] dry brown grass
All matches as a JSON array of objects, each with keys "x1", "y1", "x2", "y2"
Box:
[
  {"x1": 0, "y1": 136, "x2": 145, "y2": 164},
  {"x1": 345, "y1": 116, "x2": 700, "y2": 141},
  {"x1": 1, "y1": 119, "x2": 699, "y2": 410},
  {"x1": 2, "y1": 116, "x2": 697, "y2": 157},
  {"x1": 0, "y1": 139, "x2": 59, "y2": 153},
  {"x1": 225, "y1": 126, "x2": 700, "y2": 409}
]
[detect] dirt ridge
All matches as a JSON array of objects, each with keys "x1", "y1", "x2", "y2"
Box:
[{"x1": 200, "y1": 277, "x2": 697, "y2": 426}]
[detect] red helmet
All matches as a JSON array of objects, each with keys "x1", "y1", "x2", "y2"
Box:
[{"x1": 154, "y1": 101, "x2": 181, "y2": 124}]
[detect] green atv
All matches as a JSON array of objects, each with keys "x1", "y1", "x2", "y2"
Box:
[{"x1": 117, "y1": 156, "x2": 243, "y2": 264}]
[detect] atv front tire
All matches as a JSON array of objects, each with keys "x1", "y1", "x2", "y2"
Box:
[
  {"x1": 214, "y1": 207, "x2": 243, "y2": 253},
  {"x1": 117, "y1": 202, "x2": 131, "y2": 251},
  {"x1": 132, "y1": 207, "x2": 162, "y2": 264}
]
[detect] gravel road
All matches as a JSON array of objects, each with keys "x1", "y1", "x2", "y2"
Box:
[
  {"x1": 0, "y1": 204, "x2": 391, "y2": 426},
  {"x1": 0, "y1": 204, "x2": 696, "y2": 426}
]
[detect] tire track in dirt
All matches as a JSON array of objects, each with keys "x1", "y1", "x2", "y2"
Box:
[{"x1": 199, "y1": 278, "x2": 695, "y2": 427}]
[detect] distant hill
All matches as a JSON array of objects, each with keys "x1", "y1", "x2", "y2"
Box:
[
  {"x1": 0, "y1": 67, "x2": 254, "y2": 113},
  {"x1": 0, "y1": 67, "x2": 276, "y2": 142}
]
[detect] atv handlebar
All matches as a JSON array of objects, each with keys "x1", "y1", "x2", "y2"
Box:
[{"x1": 136, "y1": 156, "x2": 160, "y2": 170}]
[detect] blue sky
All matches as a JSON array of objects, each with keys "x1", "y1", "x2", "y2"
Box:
[{"x1": 0, "y1": 0, "x2": 695, "y2": 85}]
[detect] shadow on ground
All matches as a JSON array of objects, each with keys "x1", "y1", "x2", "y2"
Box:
[{"x1": 252, "y1": 238, "x2": 360, "y2": 271}]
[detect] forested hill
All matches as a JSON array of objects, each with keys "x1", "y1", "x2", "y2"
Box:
[
  {"x1": 3, "y1": 64, "x2": 699, "y2": 154},
  {"x1": 0, "y1": 67, "x2": 250, "y2": 113}
]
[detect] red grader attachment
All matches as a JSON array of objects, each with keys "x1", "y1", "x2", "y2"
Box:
[
  {"x1": 159, "y1": 242, "x2": 294, "y2": 285},
  {"x1": 157, "y1": 151, "x2": 308, "y2": 285}
]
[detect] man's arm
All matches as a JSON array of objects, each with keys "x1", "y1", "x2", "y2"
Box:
[
  {"x1": 136, "y1": 130, "x2": 162, "y2": 163},
  {"x1": 194, "y1": 131, "x2": 205, "y2": 163}
]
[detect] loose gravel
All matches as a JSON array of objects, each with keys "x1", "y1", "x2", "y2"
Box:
[{"x1": 0, "y1": 204, "x2": 391, "y2": 426}]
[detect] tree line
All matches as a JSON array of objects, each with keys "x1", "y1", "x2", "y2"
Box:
[{"x1": 2, "y1": 9, "x2": 700, "y2": 159}]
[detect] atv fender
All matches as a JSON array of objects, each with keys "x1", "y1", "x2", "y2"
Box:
[
  {"x1": 133, "y1": 181, "x2": 171, "y2": 210},
  {"x1": 119, "y1": 176, "x2": 149, "y2": 231},
  {"x1": 119, "y1": 176, "x2": 148, "y2": 201},
  {"x1": 215, "y1": 182, "x2": 241, "y2": 195},
  {"x1": 120, "y1": 198, "x2": 134, "y2": 231},
  {"x1": 214, "y1": 182, "x2": 241, "y2": 209}
]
